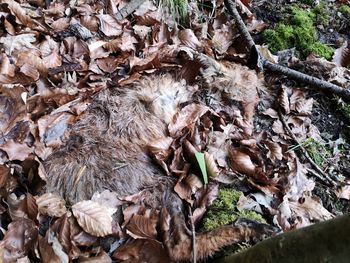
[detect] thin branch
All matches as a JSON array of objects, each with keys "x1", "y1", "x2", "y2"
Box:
[
  {"x1": 224, "y1": 0, "x2": 350, "y2": 102},
  {"x1": 278, "y1": 110, "x2": 337, "y2": 186},
  {"x1": 188, "y1": 205, "x2": 197, "y2": 263}
]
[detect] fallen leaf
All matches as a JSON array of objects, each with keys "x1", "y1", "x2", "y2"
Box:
[
  {"x1": 0, "y1": 218, "x2": 38, "y2": 262},
  {"x1": 0, "y1": 140, "x2": 32, "y2": 161},
  {"x1": 97, "y1": 14, "x2": 122, "y2": 37},
  {"x1": 126, "y1": 214, "x2": 158, "y2": 240},
  {"x1": 332, "y1": 41, "x2": 350, "y2": 68},
  {"x1": 35, "y1": 193, "x2": 67, "y2": 217},
  {"x1": 72, "y1": 200, "x2": 113, "y2": 237},
  {"x1": 0, "y1": 34, "x2": 36, "y2": 55}
]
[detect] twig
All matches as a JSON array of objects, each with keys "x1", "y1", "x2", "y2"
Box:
[
  {"x1": 188, "y1": 205, "x2": 197, "y2": 263},
  {"x1": 224, "y1": 0, "x2": 350, "y2": 102},
  {"x1": 278, "y1": 110, "x2": 336, "y2": 186}
]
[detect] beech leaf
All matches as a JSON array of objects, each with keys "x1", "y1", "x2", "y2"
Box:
[{"x1": 72, "y1": 200, "x2": 113, "y2": 237}]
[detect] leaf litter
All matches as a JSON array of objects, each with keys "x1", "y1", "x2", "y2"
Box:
[{"x1": 0, "y1": 0, "x2": 349, "y2": 262}]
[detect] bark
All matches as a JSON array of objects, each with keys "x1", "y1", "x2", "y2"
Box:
[{"x1": 213, "y1": 214, "x2": 350, "y2": 263}]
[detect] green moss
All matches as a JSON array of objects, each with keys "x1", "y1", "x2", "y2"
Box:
[
  {"x1": 239, "y1": 210, "x2": 266, "y2": 223},
  {"x1": 202, "y1": 188, "x2": 266, "y2": 231},
  {"x1": 307, "y1": 42, "x2": 335, "y2": 60},
  {"x1": 339, "y1": 5, "x2": 350, "y2": 15},
  {"x1": 313, "y1": 3, "x2": 330, "y2": 25},
  {"x1": 212, "y1": 188, "x2": 243, "y2": 210},
  {"x1": 263, "y1": 6, "x2": 334, "y2": 59},
  {"x1": 340, "y1": 102, "x2": 350, "y2": 120}
]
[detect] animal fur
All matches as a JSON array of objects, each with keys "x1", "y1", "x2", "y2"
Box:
[{"x1": 44, "y1": 60, "x2": 275, "y2": 261}]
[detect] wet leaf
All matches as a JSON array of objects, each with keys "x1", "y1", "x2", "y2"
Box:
[{"x1": 72, "y1": 200, "x2": 113, "y2": 237}]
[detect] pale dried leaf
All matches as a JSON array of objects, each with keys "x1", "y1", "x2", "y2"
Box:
[
  {"x1": 204, "y1": 152, "x2": 220, "y2": 177},
  {"x1": 332, "y1": 41, "x2": 350, "y2": 68},
  {"x1": 278, "y1": 87, "x2": 290, "y2": 114},
  {"x1": 72, "y1": 200, "x2": 113, "y2": 237},
  {"x1": 97, "y1": 14, "x2": 122, "y2": 37},
  {"x1": 0, "y1": 34, "x2": 36, "y2": 55},
  {"x1": 35, "y1": 193, "x2": 67, "y2": 217},
  {"x1": 264, "y1": 140, "x2": 283, "y2": 162},
  {"x1": 0, "y1": 140, "x2": 32, "y2": 161},
  {"x1": 178, "y1": 29, "x2": 202, "y2": 50}
]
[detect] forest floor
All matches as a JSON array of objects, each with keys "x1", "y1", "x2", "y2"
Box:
[{"x1": 0, "y1": 0, "x2": 350, "y2": 262}]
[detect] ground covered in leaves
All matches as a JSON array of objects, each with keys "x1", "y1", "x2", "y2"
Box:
[{"x1": 0, "y1": 0, "x2": 350, "y2": 262}]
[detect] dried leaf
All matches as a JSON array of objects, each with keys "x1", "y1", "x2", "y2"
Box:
[
  {"x1": 332, "y1": 41, "x2": 350, "y2": 68},
  {"x1": 204, "y1": 152, "x2": 220, "y2": 177},
  {"x1": 0, "y1": 140, "x2": 32, "y2": 161},
  {"x1": 0, "y1": 218, "x2": 38, "y2": 262},
  {"x1": 126, "y1": 214, "x2": 158, "y2": 240},
  {"x1": 72, "y1": 200, "x2": 113, "y2": 237},
  {"x1": 168, "y1": 103, "x2": 209, "y2": 137},
  {"x1": 97, "y1": 14, "x2": 122, "y2": 37},
  {"x1": 229, "y1": 148, "x2": 256, "y2": 175},
  {"x1": 264, "y1": 140, "x2": 283, "y2": 162},
  {"x1": 178, "y1": 29, "x2": 202, "y2": 50},
  {"x1": 35, "y1": 193, "x2": 67, "y2": 217},
  {"x1": 0, "y1": 34, "x2": 36, "y2": 55},
  {"x1": 278, "y1": 87, "x2": 290, "y2": 114}
]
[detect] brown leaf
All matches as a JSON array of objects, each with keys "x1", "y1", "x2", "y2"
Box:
[
  {"x1": 38, "y1": 230, "x2": 69, "y2": 263},
  {"x1": 212, "y1": 24, "x2": 234, "y2": 55},
  {"x1": 35, "y1": 193, "x2": 67, "y2": 217},
  {"x1": 97, "y1": 14, "x2": 122, "y2": 37},
  {"x1": 228, "y1": 148, "x2": 256, "y2": 175},
  {"x1": 168, "y1": 103, "x2": 209, "y2": 137},
  {"x1": 148, "y1": 137, "x2": 173, "y2": 174},
  {"x1": 79, "y1": 251, "x2": 112, "y2": 263},
  {"x1": 126, "y1": 214, "x2": 158, "y2": 240},
  {"x1": 335, "y1": 181, "x2": 350, "y2": 200},
  {"x1": 278, "y1": 87, "x2": 290, "y2": 114},
  {"x1": 72, "y1": 200, "x2": 113, "y2": 237},
  {"x1": 0, "y1": 165, "x2": 10, "y2": 188},
  {"x1": 2, "y1": 0, "x2": 35, "y2": 28},
  {"x1": 73, "y1": 231, "x2": 98, "y2": 246},
  {"x1": 204, "y1": 152, "x2": 220, "y2": 177},
  {"x1": 0, "y1": 53, "x2": 15, "y2": 77},
  {"x1": 0, "y1": 33, "x2": 36, "y2": 55},
  {"x1": 37, "y1": 113, "x2": 74, "y2": 148},
  {"x1": 332, "y1": 41, "x2": 350, "y2": 68},
  {"x1": 264, "y1": 140, "x2": 283, "y2": 162},
  {"x1": 0, "y1": 218, "x2": 38, "y2": 262},
  {"x1": 178, "y1": 29, "x2": 202, "y2": 50},
  {"x1": 0, "y1": 140, "x2": 32, "y2": 161},
  {"x1": 20, "y1": 63, "x2": 40, "y2": 81}
]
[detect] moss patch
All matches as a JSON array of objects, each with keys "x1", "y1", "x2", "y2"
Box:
[
  {"x1": 339, "y1": 5, "x2": 350, "y2": 15},
  {"x1": 202, "y1": 188, "x2": 266, "y2": 231},
  {"x1": 263, "y1": 6, "x2": 334, "y2": 59}
]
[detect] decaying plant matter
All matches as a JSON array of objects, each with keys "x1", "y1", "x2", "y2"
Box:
[{"x1": 0, "y1": 0, "x2": 349, "y2": 262}]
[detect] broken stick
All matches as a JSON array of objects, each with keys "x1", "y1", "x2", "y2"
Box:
[{"x1": 224, "y1": 0, "x2": 350, "y2": 102}]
